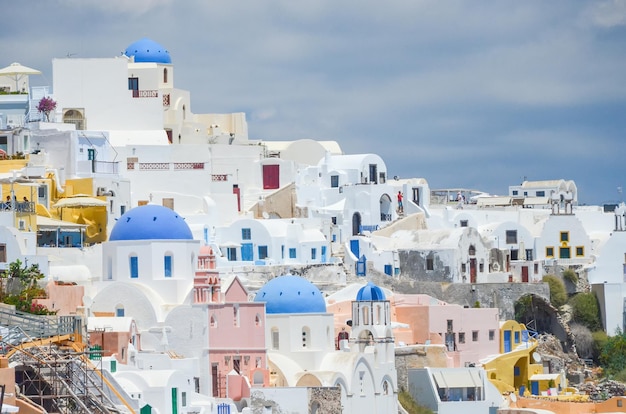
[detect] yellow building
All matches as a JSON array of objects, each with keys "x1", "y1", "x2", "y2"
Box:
[{"x1": 482, "y1": 320, "x2": 565, "y2": 396}]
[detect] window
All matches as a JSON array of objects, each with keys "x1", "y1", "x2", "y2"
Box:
[
  {"x1": 506, "y1": 230, "x2": 517, "y2": 244},
  {"x1": 289, "y1": 248, "x2": 296, "y2": 258},
  {"x1": 331, "y1": 217, "x2": 337, "y2": 225},
  {"x1": 163, "y1": 68, "x2": 168, "y2": 83},
  {"x1": 227, "y1": 247, "x2": 237, "y2": 261},
  {"x1": 472, "y1": 331, "x2": 478, "y2": 341},
  {"x1": 447, "y1": 320, "x2": 453, "y2": 332},
  {"x1": 560, "y1": 247, "x2": 571, "y2": 259},
  {"x1": 511, "y1": 250, "x2": 519, "y2": 260},
  {"x1": 459, "y1": 332, "x2": 465, "y2": 343},
  {"x1": 546, "y1": 247, "x2": 554, "y2": 258},
  {"x1": 210, "y1": 315, "x2": 217, "y2": 328},
  {"x1": 129, "y1": 256, "x2": 138, "y2": 278},
  {"x1": 330, "y1": 175, "x2": 339, "y2": 188},
  {"x1": 311, "y1": 248, "x2": 316, "y2": 260},
  {"x1": 514, "y1": 331, "x2": 520, "y2": 343},
  {"x1": 164, "y1": 254, "x2": 172, "y2": 277},
  {"x1": 479, "y1": 262, "x2": 484, "y2": 272},
  {"x1": 426, "y1": 257, "x2": 434, "y2": 271},
  {"x1": 526, "y1": 249, "x2": 533, "y2": 261},
  {"x1": 379, "y1": 172, "x2": 386, "y2": 184},
  {"x1": 116, "y1": 304, "x2": 124, "y2": 317},
  {"x1": 233, "y1": 305, "x2": 240, "y2": 327},
  {"x1": 489, "y1": 330, "x2": 495, "y2": 341},
  {"x1": 271, "y1": 328, "x2": 279, "y2": 350},
  {"x1": 523, "y1": 191, "x2": 528, "y2": 196},
  {"x1": 576, "y1": 246, "x2": 584, "y2": 257},
  {"x1": 281, "y1": 245, "x2": 285, "y2": 259},
  {"x1": 512, "y1": 190, "x2": 518, "y2": 196},
  {"x1": 302, "y1": 326, "x2": 311, "y2": 348},
  {"x1": 536, "y1": 190, "x2": 545, "y2": 197},
  {"x1": 0, "y1": 244, "x2": 5, "y2": 262},
  {"x1": 242, "y1": 228, "x2": 251, "y2": 240},
  {"x1": 128, "y1": 77, "x2": 138, "y2": 90},
  {"x1": 461, "y1": 263, "x2": 466, "y2": 272},
  {"x1": 258, "y1": 246, "x2": 268, "y2": 259},
  {"x1": 560, "y1": 231, "x2": 569, "y2": 242},
  {"x1": 233, "y1": 356, "x2": 241, "y2": 374},
  {"x1": 460, "y1": 220, "x2": 468, "y2": 227}
]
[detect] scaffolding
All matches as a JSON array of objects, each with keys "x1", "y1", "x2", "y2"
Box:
[{"x1": 0, "y1": 309, "x2": 136, "y2": 413}]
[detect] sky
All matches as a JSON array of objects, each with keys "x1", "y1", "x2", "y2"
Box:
[{"x1": 2, "y1": 0, "x2": 625, "y2": 205}]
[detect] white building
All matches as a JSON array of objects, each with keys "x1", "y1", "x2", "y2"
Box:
[{"x1": 253, "y1": 276, "x2": 398, "y2": 413}]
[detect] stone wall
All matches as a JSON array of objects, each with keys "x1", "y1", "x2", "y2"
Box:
[
  {"x1": 362, "y1": 271, "x2": 550, "y2": 321},
  {"x1": 395, "y1": 345, "x2": 449, "y2": 392}
]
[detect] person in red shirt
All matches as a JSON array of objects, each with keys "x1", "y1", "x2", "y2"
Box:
[{"x1": 397, "y1": 191, "x2": 403, "y2": 213}]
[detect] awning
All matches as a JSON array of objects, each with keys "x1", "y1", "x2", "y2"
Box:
[
  {"x1": 432, "y1": 370, "x2": 482, "y2": 388},
  {"x1": 476, "y1": 196, "x2": 512, "y2": 207},
  {"x1": 37, "y1": 216, "x2": 87, "y2": 233},
  {"x1": 523, "y1": 197, "x2": 549, "y2": 206},
  {"x1": 529, "y1": 373, "x2": 560, "y2": 381}
]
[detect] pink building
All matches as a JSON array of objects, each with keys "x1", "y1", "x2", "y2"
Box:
[
  {"x1": 327, "y1": 285, "x2": 500, "y2": 368},
  {"x1": 392, "y1": 294, "x2": 500, "y2": 367},
  {"x1": 193, "y1": 246, "x2": 269, "y2": 401}
]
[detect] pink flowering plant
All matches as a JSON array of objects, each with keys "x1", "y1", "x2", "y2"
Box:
[{"x1": 37, "y1": 96, "x2": 57, "y2": 121}]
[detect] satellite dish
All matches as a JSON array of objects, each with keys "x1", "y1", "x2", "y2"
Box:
[
  {"x1": 510, "y1": 393, "x2": 517, "y2": 403},
  {"x1": 262, "y1": 211, "x2": 269, "y2": 219},
  {"x1": 532, "y1": 352, "x2": 542, "y2": 363}
]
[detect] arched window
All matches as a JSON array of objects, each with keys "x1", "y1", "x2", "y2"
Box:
[
  {"x1": 469, "y1": 244, "x2": 476, "y2": 255},
  {"x1": 255, "y1": 313, "x2": 262, "y2": 327},
  {"x1": 163, "y1": 68, "x2": 168, "y2": 83},
  {"x1": 362, "y1": 305, "x2": 370, "y2": 325},
  {"x1": 182, "y1": 105, "x2": 186, "y2": 120},
  {"x1": 210, "y1": 314, "x2": 217, "y2": 328}
]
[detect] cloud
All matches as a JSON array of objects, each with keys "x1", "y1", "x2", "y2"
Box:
[{"x1": 584, "y1": 0, "x2": 626, "y2": 28}]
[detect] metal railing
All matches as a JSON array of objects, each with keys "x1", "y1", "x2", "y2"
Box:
[{"x1": 0, "y1": 308, "x2": 80, "y2": 343}]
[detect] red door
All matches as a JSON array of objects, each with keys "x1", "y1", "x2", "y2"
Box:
[
  {"x1": 470, "y1": 258, "x2": 477, "y2": 283},
  {"x1": 263, "y1": 165, "x2": 279, "y2": 189},
  {"x1": 521, "y1": 266, "x2": 529, "y2": 282}
]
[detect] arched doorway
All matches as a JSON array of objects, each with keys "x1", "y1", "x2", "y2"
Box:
[
  {"x1": 380, "y1": 194, "x2": 392, "y2": 221},
  {"x1": 352, "y1": 212, "x2": 361, "y2": 236}
]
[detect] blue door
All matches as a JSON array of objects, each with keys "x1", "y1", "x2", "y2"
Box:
[
  {"x1": 504, "y1": 330, "x2": 511, "y2": 352},
  {"x1": 350, "y1": 240, "x2": 359, "y2": 258},
  {"x1": 241, "y1": 243, "x2": 253, "y2": 261},
  {"x1": 531, "y1": 381, "x2": 539, "y2": 396},
  {"x1": 321, "y1": 246, "x2": 327, "y2": 263},
  {"x1": 384, "y1": 264, "x2": 392, "y2": 276},
  {"x1": 356, "y1": 255, "x2": 367, "y2": 276}
]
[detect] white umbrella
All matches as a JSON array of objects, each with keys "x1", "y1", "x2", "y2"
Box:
[
  {"x1": 52, "y1": 196, "x2": 107, "y2": 209},
  {"x1": 0, "y1": 62, "x2": 42, "y2": 92}
]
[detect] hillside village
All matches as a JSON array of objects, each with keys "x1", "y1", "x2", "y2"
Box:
[{"x1": 0, "y1": 38, "x2": 625, "y2": 413}]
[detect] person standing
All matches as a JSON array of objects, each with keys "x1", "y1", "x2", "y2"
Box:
[{"x1": 397, "y1": 191, "x2": 404, "y2": 213}]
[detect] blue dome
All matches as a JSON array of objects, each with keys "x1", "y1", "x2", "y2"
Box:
[
  {"x1": 356, "y1": 282, "x2": 386, "y2": 301},
  {"x1": 109, "y1": 204, "x2": 192, "y2": 241},
  {"x1": 254, "y1": 275, "x2": 326, "y2": 314},
  {"x1": 124, "y1": 38, "x2": 171, "y2": 64}
]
